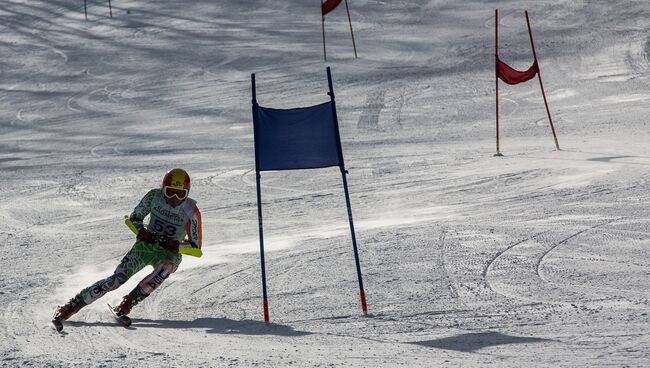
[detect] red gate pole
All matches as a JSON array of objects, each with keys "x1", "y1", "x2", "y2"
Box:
[
  {"x1": 321, "y1": 1, "x2": 327, "y2": 61},
  {"x1": 494, "y1": 9, "x2": 502, "y2": 156},
  {"x1": 344, "y1": 0, "x2": 358, "y2": 58},
  {"x1": 525, "y1": 11, "x2": 560, "y2": 150}
]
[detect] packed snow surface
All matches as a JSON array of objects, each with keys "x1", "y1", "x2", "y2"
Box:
[{"x1": 1, "y1": 0, "x2": 649, "y2": 366}]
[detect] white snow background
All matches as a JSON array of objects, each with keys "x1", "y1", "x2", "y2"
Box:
[{"x1": 1, "y1": 0, "x2": 649, "y2": 366}]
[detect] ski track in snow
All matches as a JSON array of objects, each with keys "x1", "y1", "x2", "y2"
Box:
[{"x1": 1, "y1": 0, "x2": 650, "y2": 367}]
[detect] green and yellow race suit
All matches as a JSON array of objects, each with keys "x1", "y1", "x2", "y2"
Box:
[{"x1": 79, "y1": 188, "x2": 203, "y2": 306}]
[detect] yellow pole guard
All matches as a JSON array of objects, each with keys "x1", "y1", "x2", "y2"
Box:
[
  {"x1": 124, "y1": 215, "x2": 202, "y2": 258},
  {"x1": 124, "y1": 215, "x2": 139, "y2": 235}
]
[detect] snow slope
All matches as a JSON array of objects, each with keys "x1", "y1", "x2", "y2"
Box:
[{"x1": 0, "y1": 0, "x2": 648, "y2": 366}]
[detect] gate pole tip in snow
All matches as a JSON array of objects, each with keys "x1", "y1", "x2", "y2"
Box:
[
  {"x1": 108, "y1": 0, "x2": 113, "y2": 18},
  {"x1": 360, "y1": 289, "x2": 368, "y2": 314},
  {"x1": 263, "y1": 299, "x2": 270, "y2": 324},
  {"x1": 84, "y1": 0, "x2": 88, "y2": 21}
]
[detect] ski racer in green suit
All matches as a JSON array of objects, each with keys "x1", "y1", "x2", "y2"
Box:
[{"x1": 51, "y1": 168, "x2": 203, "y2": 332}]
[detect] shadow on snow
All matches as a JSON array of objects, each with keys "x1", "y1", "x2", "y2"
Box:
[
  {"x1": 68, "y1": 317, "x2": 311, "y2": 337},
  {"x1": 411, "y1": 331, "x2": 552, "y2": 352}
]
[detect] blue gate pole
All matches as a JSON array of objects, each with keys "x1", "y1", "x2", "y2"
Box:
[
  {"x1": 251, "y1": 74, "x2": 270, "y2": 323},
  {"x1": 326, "y1": 67, "x2": 368, "y2": 314}
]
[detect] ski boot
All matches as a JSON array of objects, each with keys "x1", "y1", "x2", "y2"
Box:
[
  {"x1": 109, "y1": 291, "x2": 141, "y2": 327},
  {"x1": 52, "y1": 294, "x2": 86, "y2": 332}
]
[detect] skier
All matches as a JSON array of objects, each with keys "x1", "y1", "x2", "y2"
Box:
[{"x1": 51, "y1": 168, "x2": 202, "y2": 332}]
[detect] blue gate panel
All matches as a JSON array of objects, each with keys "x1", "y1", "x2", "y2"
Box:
[{"x1": 254, "y1": 102, "x2": 341, "y2": 171}]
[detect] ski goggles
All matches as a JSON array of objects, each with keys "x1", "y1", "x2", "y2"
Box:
[{"x1": 163, "y1": 186, "x2": 188, "y2": 200}]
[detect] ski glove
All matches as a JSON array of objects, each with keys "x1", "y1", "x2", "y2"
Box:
[
  {"x1": 137, "y1": 228, "x2": 153, "y2": 242},
  {"x1": 148, "y1": 233, "x2": 179, "y2": 253},
  {"x1": 161, "y1": 237, "x2": 180, "y2": 253},
  {"x1": 137, "y1": 228, "x2": 179, "y2": 253}
]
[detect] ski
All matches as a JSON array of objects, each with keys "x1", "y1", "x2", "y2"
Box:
[{"x1": 107, "y1": 303, "x2": 132, "y2": 327}]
